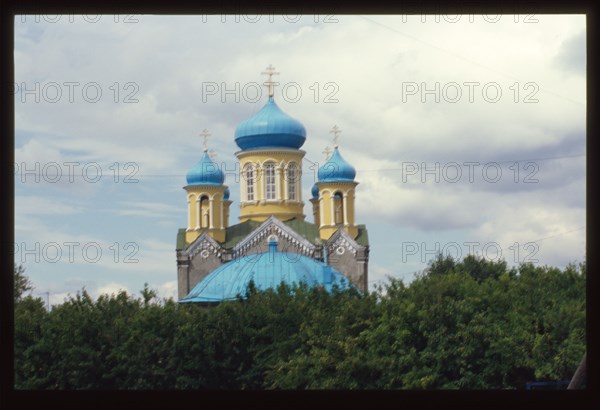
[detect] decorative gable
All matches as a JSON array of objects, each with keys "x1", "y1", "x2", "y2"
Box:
[
  {"x1": 326, "y1": 227, "x2": 365, "y2": 257},
  {"x1": 233, "y1": 215, "x2": 316, "y2": 258},
  {"x1": 186, "y1": 231, "x2": 224, "y2": 258}
]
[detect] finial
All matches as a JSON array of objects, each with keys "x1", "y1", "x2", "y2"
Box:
[
  {"x1": 322, "y1": 146, "x2": 332, "y2": 160},
  {"x1": 200, "y1": 129, "x2": 211, "y2": 152},
  {"x1": 330, "y1": 125, "x2": 341, "y2": 148},
  {"x1": 261, "y1": 64, "x2": 280, "y2": 97}
]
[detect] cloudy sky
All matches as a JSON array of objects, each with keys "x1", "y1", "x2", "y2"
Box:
[{"x1": 14, "y1": 14, "x2": 585, "y2": 305}]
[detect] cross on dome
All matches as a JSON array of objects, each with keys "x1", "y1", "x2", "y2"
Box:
[
  {"x1": 200, "y1": 128, "x2": 211, "y2": 152},
  {"x1": 330, "y1": 125, "x2": 342, "y2": 148},
  {"x1": 261, "y1": 64, "x2": 280, "y2": 97}
]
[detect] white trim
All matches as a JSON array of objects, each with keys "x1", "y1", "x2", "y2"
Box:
[
  {"x1": 276, "y1": 164, "x2": 282, "y2": 201},
  {"x1": 319, "y1": 196, "x2": 324, "y2": 228},
  {"x1": 343, "y1": 193, "x2": 349, "y2": 225},
  {"x1": 285, "y1": 162, "x2": 298, "y2": 201},
  {"x1": 209, "y1": 198, "x2": 214, "y2": 229},
  {"x1": 330, "y1": 195, "x2": 335, "y2": 226},
  {"x1": 195, "y1": 197, "x2": 200, "y2": 230},
  {"x1": 220, "y1": 201, "x2": 224, "y2": 229},
  {"x1": 186, "y1": 200, "x2": 191, "y2": 230},
  {"x1": 232, "y1": 215, "x2": 316, "y2": 258},
  {"x1": 185, "y1": 231, "x2": 223, "y2": 258},
  {"x1": 326, "y1": 227, "x2": 365, "y2": 257},
  {"x1": 264, "y1": 162, "x2": 276, "y2": 200}
]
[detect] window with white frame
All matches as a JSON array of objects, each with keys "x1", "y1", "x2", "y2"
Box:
[
  {"x1": 287, "y1": 164, "x2": 297, "y2": 200},
  {"x1": 265, "y1": 163, "x2": 276, "y2": 200},
  {"x1": 244, "y1": 164, "x2": 255, "y2": 201}
]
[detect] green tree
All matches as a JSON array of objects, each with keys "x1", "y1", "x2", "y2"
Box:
[
  {"x1": 13, "y1": 256, "x2": 585, "y2": 390},
  {"x1": 14, "y1": 263, "x2": 33, "y2": 303},
  {"x1": 14, "y1": 265, "x2": 47, "y2": 388}
]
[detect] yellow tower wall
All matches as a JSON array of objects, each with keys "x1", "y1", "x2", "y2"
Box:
[
  {"x1": 317, "y1": 181, "x2": 359, "y2": 240},
  {"x1": 184, "y1": 185, "x2": 228, "y2": 244},
  {"x1": 236, "y1": 149, "x2": 306, "y2": 222}
]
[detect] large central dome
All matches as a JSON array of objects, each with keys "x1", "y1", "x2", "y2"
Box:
[{"x1": 234, "y1": 96, "x2": 307, "y2": 150}]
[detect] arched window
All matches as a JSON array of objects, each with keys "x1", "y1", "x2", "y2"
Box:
[
  {"x1": 287, "y1": 163, "x2": 297, "y2": 200},
  {"x1": 333, "y1": 192, "x2": 343, "y2": 224},
  {"x1": 244, "y1": 164, "x2": 255, "y2": 201},
  {"x1": 199, "y1": 195, "x2": 210, "y2": 228},
  {"x1": 265, "y1": 163, "x2": 276, "y2": 200}
]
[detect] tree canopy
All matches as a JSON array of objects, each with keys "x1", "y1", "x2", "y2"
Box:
[{"x1": 14, "y1": 255, "x2": 585, "y2": 389}]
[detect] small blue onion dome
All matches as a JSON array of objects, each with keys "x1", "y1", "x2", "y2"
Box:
[
  {"x1": 186, "y1": 150, "x2": 225, "y2": 186},
  {"x1": 179, "y1": 236, "x2": 352, "y2": 303},
  {"x1": 317, "y1": 146, "x2": 356, "y2": 182},
  {"x1": 234, "y1": 96, "x2": 306, "y2": 150},
  {"x1": 311, "y1": 183, "x2": 319, "y2": 199},
  {"x1": 224, "y1": 187, "x2": 230, "y2": 200}
]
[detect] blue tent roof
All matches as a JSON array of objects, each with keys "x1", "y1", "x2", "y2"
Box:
[
  {"x1": 234, "y1": 96, "x2": 306, "y2": 150},
  {"x1": 311, "y1": 183, "x2": 319, "y2": 199},
  {"x1": 186, "y1": 150, "x2": 225, "y2": 186},
  {"x1": 179, "y1": 240, "x2": 351, "y2": 303},
  {"x1": 318, "y1": 146, "x2": 356, "y2": 182}
]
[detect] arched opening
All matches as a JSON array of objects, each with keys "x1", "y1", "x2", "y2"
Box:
[
  {"x1": 333, "y1": 191, "x2": 343, "y2": 225},
  {"x1": 287, "y1": 163, "x2": 297, "y2": 200},
  {"x1": 199, "y1": 195, "x2": 210, "y2": 228}
]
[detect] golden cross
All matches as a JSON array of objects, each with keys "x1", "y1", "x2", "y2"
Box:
[
  {"x1": 261, "y1": 64, "x2": 280, "y2": 97},
  {"x1": 322, "y1": 146, "x2": 332, "y2": 160},
  {"x1": 330, "y1": 125, "x2": 341, "y2": 148},
  {"x1": 200, "y1": 129, "x2": 211, "y2": 152}
]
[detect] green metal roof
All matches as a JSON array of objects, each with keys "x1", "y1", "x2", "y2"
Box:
[
  {"x1": 283, "y1": 218, "x2": 320, "y2": 245},
  {"x1": 354, "y1": 225, "x2": 369, "y2": 247},
  {"x1": 223, "y1": 219, "x2": 261, "y2": 249},
  {"x1": 176, "y1": 219, "x2": 369, "y2": 251},
  {"x1": 176, "y1": 228, "x2": 186, "y2": 251}
]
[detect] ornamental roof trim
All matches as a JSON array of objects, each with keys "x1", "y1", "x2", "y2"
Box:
[{"x1": 232, "y1": 216, "x2": 316, "y2": 258}]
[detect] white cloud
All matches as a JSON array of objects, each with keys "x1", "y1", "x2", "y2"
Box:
[
  {"x1": 156, "y1": 280, "x2": 177, "y2": 300},
  {"x1": 96, "y1": 282, "x2": 131, "y2": 297}
]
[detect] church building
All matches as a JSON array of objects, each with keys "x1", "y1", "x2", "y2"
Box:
[{"x1": 176, "y1": 66, "x2": 369, "y2": 303}]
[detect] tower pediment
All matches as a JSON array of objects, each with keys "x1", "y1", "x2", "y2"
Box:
[
  {"x1": 326, "y1": 227, "x2": 366, "y2": 257},
  {"x1": 185, "y1": 231, "x2": 224, "y2": 258}
]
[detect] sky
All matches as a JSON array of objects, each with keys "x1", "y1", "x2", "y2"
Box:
[{"x1": 13, "y1": 14, "x2": 586, "y2": 306}]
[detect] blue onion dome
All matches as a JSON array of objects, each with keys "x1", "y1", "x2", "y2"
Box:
[
  {"x1": 317, "y1": 146, "x2": 356, "y2": 182},
  {"x1": 186, "y1": 149, "x2": 225, "y2": 186},
  {"x1": 179, "y1": 236, "x2": 351, "y2": 303},
  {"x1": 234, "y1": 96, "x2": 307, "y2": 150},
  {"x1": 311, "y1": 183, "x2": 319, "y2": 199},
  {"x1": 224, "y1": 187, "x2": 230, "y2": 200}
]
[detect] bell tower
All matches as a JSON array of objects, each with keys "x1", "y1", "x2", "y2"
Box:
[
  {"x1": 314, "y1": 126, "x2": 359, "y2": 241},
  {"x1": 183, "y1": 129, "x2": 229, "y2": 244}
]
